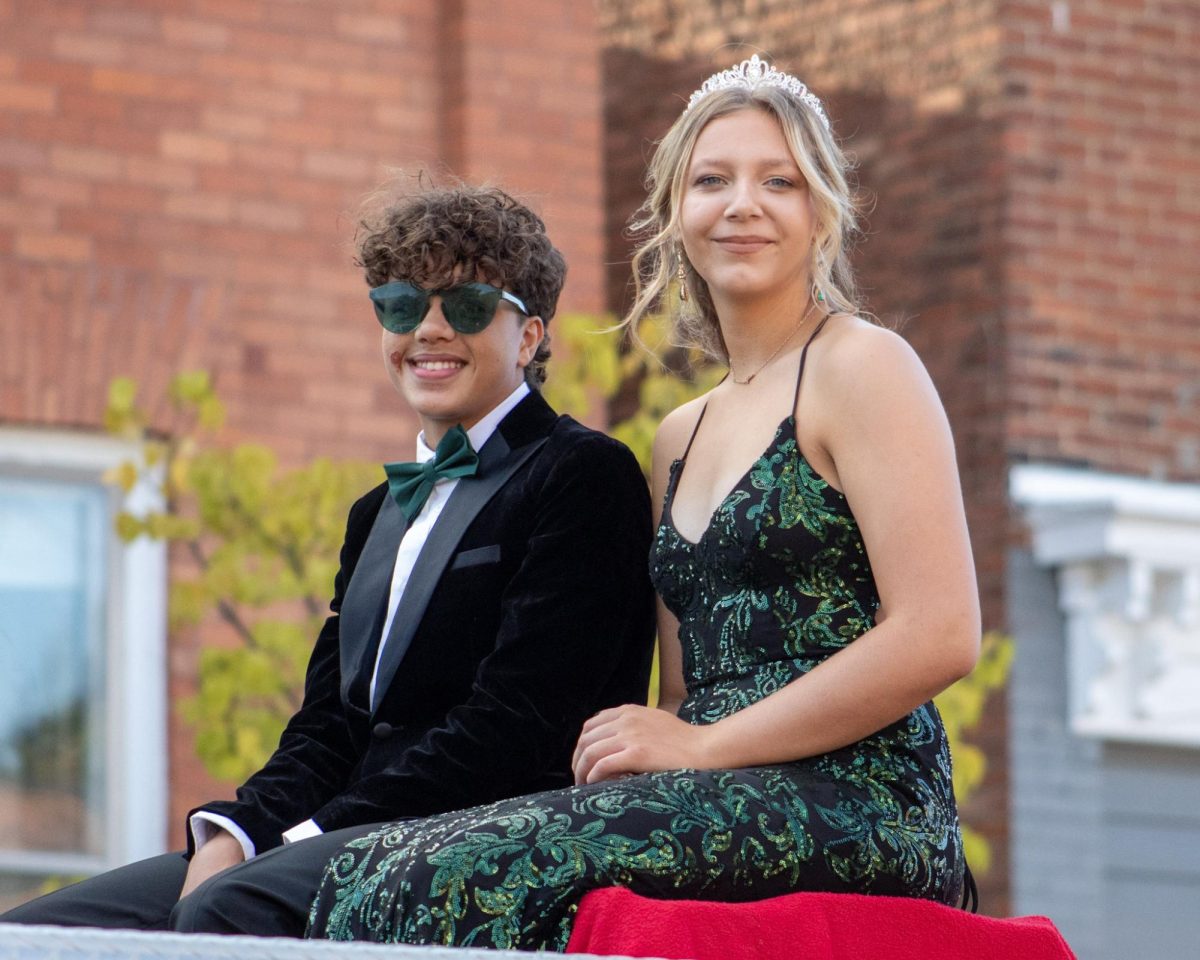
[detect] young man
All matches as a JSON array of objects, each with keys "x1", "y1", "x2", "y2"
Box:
[{"x1": 2, "y1": 184, "x2": 656, "y2": 936}]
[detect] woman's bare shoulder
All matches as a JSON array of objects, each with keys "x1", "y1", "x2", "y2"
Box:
[
  {"x1": 818, "y1": 315, "x2": 921, "y2": 368},
  {"x1": 811, "y1": 316, "x2": 932, "y2": 407}
]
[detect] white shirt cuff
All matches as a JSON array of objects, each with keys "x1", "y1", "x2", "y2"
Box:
[
  {"x1": 189, "y1": 812, "x2": 256, "y2": 861},
  {"x1": 282, "y1": 818, "x2": 324, "y2": 844}
]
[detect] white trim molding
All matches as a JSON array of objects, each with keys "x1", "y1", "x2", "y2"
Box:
[
  {"x1": 0, "y1": 427, "x2": 168, "y2": 869},
  {"x1": 1012, "y1": 464, "x2": 1200, "y2": 748}
]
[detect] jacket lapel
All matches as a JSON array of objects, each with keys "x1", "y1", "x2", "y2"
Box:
[
  {"x1": 338, "y1": 491, "x2": 405, "y2": 710},
  {"x1": 369, "y1": 395, "x2": 556, "y2": 713}
]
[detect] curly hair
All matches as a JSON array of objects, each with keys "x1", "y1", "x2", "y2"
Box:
[{"x1": 357, "y1": 182, "x2": 567, "y2": 388}]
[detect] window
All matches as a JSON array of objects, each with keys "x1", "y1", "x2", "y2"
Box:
[{"x1": 0, "y1": 429, "x2": 166, "y2": 911}]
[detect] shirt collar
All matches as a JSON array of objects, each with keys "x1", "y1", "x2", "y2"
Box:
[{"x1": 415, "y1": 381, "x2": 531, "y2": 463}]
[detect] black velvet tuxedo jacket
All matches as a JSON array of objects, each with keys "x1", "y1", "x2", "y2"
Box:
[{"x1": 193, "y1": 391, "x2": 656, "y2": 855}]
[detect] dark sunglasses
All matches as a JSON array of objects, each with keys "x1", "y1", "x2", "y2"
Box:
[{"x1": 368, "y1": 281, "x2": 529, "y2": 335}]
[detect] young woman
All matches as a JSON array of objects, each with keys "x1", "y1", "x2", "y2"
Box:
[{"x1": 307, "y1": 56, "x2": 981, "y2": 951}]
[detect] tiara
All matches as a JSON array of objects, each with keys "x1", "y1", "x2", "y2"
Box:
[{"x1": 685, "y1": 55, "x2": 831, "y2": 131}]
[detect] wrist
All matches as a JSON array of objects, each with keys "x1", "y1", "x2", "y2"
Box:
[{"x1": 694, "y1": 719, "x2": 725, "y2": 769}]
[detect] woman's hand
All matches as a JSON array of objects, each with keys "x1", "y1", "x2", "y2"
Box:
[{"x1": 571, "y1": 704, "x2": 712, "y2": 785}]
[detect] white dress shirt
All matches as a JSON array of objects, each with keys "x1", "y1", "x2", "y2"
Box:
[{"x1": 191, "y1": 381, "x2": 531, "y2": 858}]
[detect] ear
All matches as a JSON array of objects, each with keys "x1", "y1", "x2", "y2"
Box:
[{"x1": 517, "y1": 315, "x2": 545, "y2": 368}]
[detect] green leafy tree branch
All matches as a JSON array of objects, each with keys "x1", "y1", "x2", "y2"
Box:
[{"x1": 105, "y1": 371, "x2": 378, "y2": 782}]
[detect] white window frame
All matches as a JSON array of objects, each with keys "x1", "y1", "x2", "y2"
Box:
[{"x1": 0, "y1": 427, "x2": 167, "y2": 874}]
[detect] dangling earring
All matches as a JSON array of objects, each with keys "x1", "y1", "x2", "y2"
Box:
[
  {"x1": 816, "y1": 290, "x2": 825, "y2": 303},
  {"x1": 677, "y1": 260, "x2": 688, "y2": 302}
]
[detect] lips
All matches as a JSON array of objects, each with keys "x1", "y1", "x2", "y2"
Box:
[
  {"x1": 714, "y1": 235, "x2": 773, "y2": 251},
  {"x1": 396, "y1": 352, "x2": 467, "y2": 380}
]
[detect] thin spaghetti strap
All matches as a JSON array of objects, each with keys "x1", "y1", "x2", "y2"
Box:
[
  {"x1": 679, "y1": 402, "x2": 710, "y2": 463},
  {"x1": 792, "y1": 314, "x2": 831, "y2": 408}
]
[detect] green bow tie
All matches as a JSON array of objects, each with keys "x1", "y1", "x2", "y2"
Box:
[{"x1": 384, "y1": 424, "x2": 480, "y2": 523}]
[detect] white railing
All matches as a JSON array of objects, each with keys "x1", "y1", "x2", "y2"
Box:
[{"x1": 0, "y1": 925, "x2": 648, "y2": 960}]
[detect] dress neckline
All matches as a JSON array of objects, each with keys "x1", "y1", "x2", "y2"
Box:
[
  {"x1": 662, "y1": 414, "x2": 792, "y2": 547},
  {"x1": 664, "y1": 314, "x2": 833, "y2": 547}
]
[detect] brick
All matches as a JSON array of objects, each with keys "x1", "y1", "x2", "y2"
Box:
[
  {"x1": 88, "y1": 66, "x2": 162, "y2": 98},
  {"x1": 162, "y1": 16, "x2": 231, "y2": 50},
  {"x1": 87, "y1": 8, "x2": 159, "y2": 38},
  {"x1": 235, "y1": 199, "x2": 304, "y2": 231},
  {"x1": 336, "y1": 70, "x2": 407, "y2": 99},
  {"x1": 165, "y1": 192, "x2": 234, "y2": 223},
  {"x1": 232, "y1": 141, "x2": 301, "y2": 174},
  {"x1": 92, "y1": 182, "x2": 162, "y2": 214},
  {"x1": 160, "y1": 130, "x2": 231, "y2": 165},
  {"x1": 201, "y1": 107, "x2": 267, "y2": 140},
  {"x1": 302, "y1": 149, "x2": 372, "y2": 181},
  {"x1": 52, "y1": 32, "x2": 128, "y2": 65},
  {"x1": 195, "y1": 52, "x2": 269, "y2": 85},
  {"x1": 58, "y1": 89, "x2": 125, "y2": 123},
  {"x1": 0, "y1": 197, "x2": 56, "y2": 230},
  {"x1": 49, "y1": 145, "x2": 124, "y2": 181},
  {"x1": 125, "y1": 155, "x2": 198, "y2": 191},
  {"x1": 195, "y1": 0, "x2": 266, "y2": 24},
  {"x1": 222, "y1": 84, "x2": 300, "y2": 116},
  {"x1": 266, "y1": 61, "x2": 336, "y2": 93},
  {"x1": 333, "y1": 13, "x2": 406, "y2": 43},
  {"x1": 17, "y1": 172, "x2": 92, "y2": 205},
  {"x1": 91, "y1": 68, "x2": 206, "y2": 103},
  {"x1": 0, "y1": 137, "x2": 46, "y2": 170},
  {"x1": 15, "y1": 230, "x2": 92, "y2": 262},
  {"x1": 199, "y1": 165, "x2": 272, "y2": 195},
  {"x1": 0, "y1": 80, "x2": 56, "y2": 113}
]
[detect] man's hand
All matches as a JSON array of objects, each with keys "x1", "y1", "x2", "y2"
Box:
[{"x1": 178, "y1": 828, "x2": 245, "y2": 900}]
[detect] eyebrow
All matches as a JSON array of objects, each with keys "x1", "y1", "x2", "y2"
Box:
[{"x1": 690, "y1": 155, "x2": 799, "y2": 170}]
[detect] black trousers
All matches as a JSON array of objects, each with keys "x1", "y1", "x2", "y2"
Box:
[{"x1": 0, "y1": 825, "x2": 371, "y2": 936}]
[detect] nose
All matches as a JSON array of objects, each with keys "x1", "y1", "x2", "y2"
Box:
[
  {"x1": 724, "y1": 179, "x2": 762, "y2": 219},
  {"x1": 413, "y1": 296, "x2": 455, "y2": 340}
]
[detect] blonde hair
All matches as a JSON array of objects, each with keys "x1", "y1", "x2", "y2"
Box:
[{"x1": 625, "y1": 84, "x2": 860, "y2": 360}]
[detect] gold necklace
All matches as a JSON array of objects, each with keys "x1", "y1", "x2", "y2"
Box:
[{"x1": 728, "y1": 301, "x2": 822, "y2": 385}]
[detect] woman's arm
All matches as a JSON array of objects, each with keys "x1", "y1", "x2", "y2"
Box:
[
  {"x1": 572, "y1": 323, "x2": 980, "y2": 782},
  {"x1": 696, "y1": 321, "x2": 981, "y2": 768}
]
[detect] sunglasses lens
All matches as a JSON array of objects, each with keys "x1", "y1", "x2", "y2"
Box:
[
  {"x1": 442, "y1": 283, "x2": 502, "y2": 334},
  {"x1": 370, "y1": 282, "x2": 427, "y2": 333}
]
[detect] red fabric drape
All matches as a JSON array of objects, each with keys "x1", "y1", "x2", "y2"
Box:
[{"x1": 567, "y1": 887, "x2": 1076, "y2": 960}]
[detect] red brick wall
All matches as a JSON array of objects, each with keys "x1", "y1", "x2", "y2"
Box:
[
  {"x1": 0, "y1": 0, "x2": 606, "y2": 848},
  {"x1": 600, "y1": 0, "x2": 1014, "y2": 909},
  {"x1": 1001, "y1": 0, "x2": 1200, "y2": 481}
]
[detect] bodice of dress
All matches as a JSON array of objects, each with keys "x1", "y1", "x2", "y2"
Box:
[{"x1": 651, "y1": 414, "x2": 880, "y2": 726}]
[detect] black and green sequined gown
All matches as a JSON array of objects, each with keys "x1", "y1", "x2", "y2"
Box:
[{"x1": 307, "y1": 325, "x2": 965, "y2": 949}]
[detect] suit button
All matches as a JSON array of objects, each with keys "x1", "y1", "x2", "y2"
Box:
[{"x1": 373, "y1": 722, "x2": 393, "y2": 740}]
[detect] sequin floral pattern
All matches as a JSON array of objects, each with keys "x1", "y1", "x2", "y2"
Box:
[{"x1": 307, "y1": 415, "x2": 964, "y2": 950}]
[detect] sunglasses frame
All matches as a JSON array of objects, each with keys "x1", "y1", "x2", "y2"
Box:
[{"x1": 368, "y1": 280, "x2": 530, "y2": 335}]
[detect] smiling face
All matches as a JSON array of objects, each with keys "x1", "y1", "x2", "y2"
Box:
[
  {"x1": 679, "y1": 106, "x2": 815, "y2": 315},
  {"x1": 382, "y1": 271, "x2": 544, "y2": 445}
]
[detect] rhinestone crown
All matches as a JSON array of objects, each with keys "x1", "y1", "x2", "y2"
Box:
[{"x1": 686, "y1": 55, "x2": 830, "y2": 131}]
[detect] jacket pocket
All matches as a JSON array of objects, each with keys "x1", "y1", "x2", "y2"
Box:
[{"x1": 448, "y1": 543, "x2": 502, "y2": 570}]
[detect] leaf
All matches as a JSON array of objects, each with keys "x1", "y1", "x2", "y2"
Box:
[
  {"x1": 114, "y1": 511, "x2": 143, "y2": 543},
  {"x1": 962, "y1": 824, "x2": 990, "y2": 874},
  {"x1": 107, "y1": 376, "x2": 138, "y2": 414},
  {"x1": 170, "y1": 370, "x2": 212, "y2": 406},
  {"x1": 197, "y1": 395, "x2": 225, "y2": 431},
  {"x1": 104, "y1": 461, "x2": 139, "y2": 494}
]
